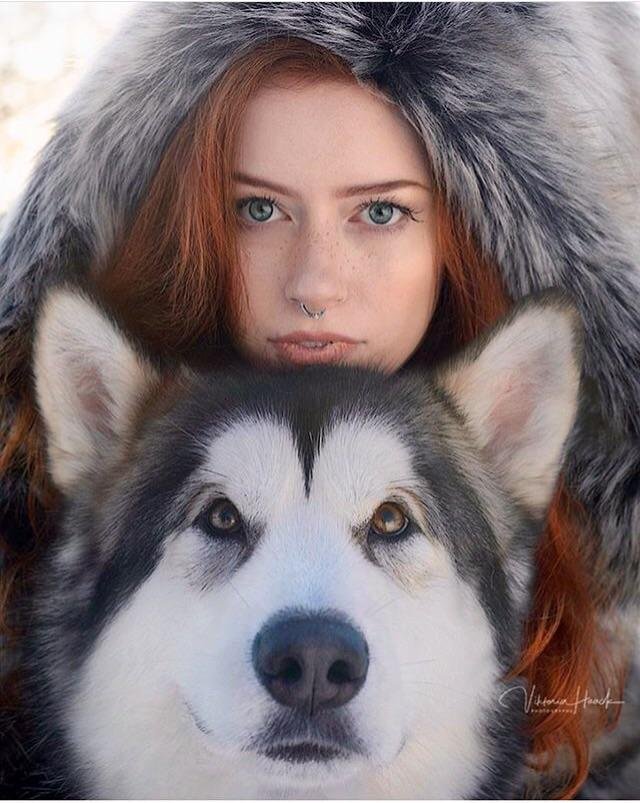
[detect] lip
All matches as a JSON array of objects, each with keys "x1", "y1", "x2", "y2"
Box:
[
  {"x1": 271, "y1": 340, "x2": 358, "y2": 366},
  {"x1": 269, "y1": 331, "x2": 362, "y2": 366},
  {"x1": 271, "y1": 331, "x2": 360, "y2": 344},
  {"x1": 260, "y1": 740, "x2": 349, "y2": 764}
]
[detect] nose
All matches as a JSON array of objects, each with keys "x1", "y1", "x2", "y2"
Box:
[
  {"x1": 285, "y1": 226, "x2": 347, "y2": 310},
  {"x1": 252, "y1": 613, "x2": 369, "y2": 716}
]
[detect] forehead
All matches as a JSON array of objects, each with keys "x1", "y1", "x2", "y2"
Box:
[
  {"x1": 234, "y1": 80, "x2": 429, "y2": 196},
  {"x1": 195, "y1": 413, "x2": 426, "y2": 525}
]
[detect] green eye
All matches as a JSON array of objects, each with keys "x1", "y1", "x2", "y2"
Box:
[
  {"x1": 236, "y1": 195, "x2": 279, "y2": 223},
  {"x1": 367, "y1": 201, "x2": 395, "y2": 225},
  {"x1": 246, "y1": 198, "x2": 274, "y2": 222},
  {"x1": 370, "y1": 502, "x2": 409, "y2": 537}
]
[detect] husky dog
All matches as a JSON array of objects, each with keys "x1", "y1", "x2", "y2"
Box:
[{"x1": 18, "y1": 283, "x2": 582, "y2": 799}]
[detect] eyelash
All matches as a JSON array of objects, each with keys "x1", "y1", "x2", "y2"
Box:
[{"x1": 235, "y1": 193, "x2": 422, "y2": 230}]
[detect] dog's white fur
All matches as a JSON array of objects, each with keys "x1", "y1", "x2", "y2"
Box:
[{"x1": 63, "y1": 416, "x2": 495, "y2": 798}]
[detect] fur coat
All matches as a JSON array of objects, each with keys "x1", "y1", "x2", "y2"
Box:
[{"x1": 0, "y1": 2, "x2": 639, "y2": 797}]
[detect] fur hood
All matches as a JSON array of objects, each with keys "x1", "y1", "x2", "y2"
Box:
[
  {"x1": 2, "y1": 1, "x2": 639, "y2": 607},
  {"x1": 0, "y1": 3, "x2": 640, "y2": 797}
]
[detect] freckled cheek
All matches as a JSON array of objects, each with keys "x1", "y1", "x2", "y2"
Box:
[
  {"x1": 239, "y1": 239, "x2": 284, "y2": 281},
  {"x1": 365, "y1": 251, "x2": 440, "y2": 314}
]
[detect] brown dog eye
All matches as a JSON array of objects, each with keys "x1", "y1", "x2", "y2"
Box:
[
  {"x1": 370, "y1": 502, "x2": 408, "y2": 537},
  {"x1": 208, "y1": 499, "x2": 241, "y2": 532}
]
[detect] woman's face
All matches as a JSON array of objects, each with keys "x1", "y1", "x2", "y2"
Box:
[{"x1": 231, "y1": 78, "x2": 443, "y2": 374}]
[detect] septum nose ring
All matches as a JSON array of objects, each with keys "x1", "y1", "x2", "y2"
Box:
[{"x1": 299, "y1": 301, "x2": 325, "y2": 319}]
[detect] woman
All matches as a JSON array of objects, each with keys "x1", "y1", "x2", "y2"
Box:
[{"x1": 1, "y1": 3, "x2": 639, "y2": 798}]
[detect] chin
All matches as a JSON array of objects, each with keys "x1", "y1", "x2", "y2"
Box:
[{"x1": 248, "y1": 748, "x2": 368, "y2": 790}]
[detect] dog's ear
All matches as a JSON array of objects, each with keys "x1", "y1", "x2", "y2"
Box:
[
  {"x1": 432, "y1": 289, "x2": 583, "y2": 518},
  {"x1": 33, "y1": 285, "x2": 160, "y2": 494}
]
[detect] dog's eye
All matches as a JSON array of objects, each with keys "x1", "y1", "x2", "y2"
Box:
[
  {"x1": 199, "y1": 498, "x2": 243, "y2": 536},
  {"x1": 370, "y1": 502, "x2": 408, "y2": 537}
]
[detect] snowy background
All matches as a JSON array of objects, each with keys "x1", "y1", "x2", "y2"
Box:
[{"x1": 0, "y1": 1, "x2": 136, "y2": 213}]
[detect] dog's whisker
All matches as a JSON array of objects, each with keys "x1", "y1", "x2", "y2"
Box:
[
  {"x1": 227, "y1": 577, "x2": 252, "y2": 610},
  {"x1": 364, "y1": 594, "x2": 402, "y2": 618},
  {"x1": 162, "y1": 420, "x2": 212, "y2": 454}
]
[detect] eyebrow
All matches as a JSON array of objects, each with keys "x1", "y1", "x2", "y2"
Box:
[{"x1": 232, "y1": 171, "x2": 429, "y2": 199}]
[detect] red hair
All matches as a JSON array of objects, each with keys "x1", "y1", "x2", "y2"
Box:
[{"x1": 0, "y1": 35, "x2": 626, "y2": 798}]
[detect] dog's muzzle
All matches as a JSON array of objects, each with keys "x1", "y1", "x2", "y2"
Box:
[{"x1": 249, "y1": 610, "x2": 370, "y2": 762}]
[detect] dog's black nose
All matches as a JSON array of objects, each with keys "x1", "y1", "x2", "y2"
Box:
[{"x1": 252, "y1": 613, "x2": 369, "y2": 715}]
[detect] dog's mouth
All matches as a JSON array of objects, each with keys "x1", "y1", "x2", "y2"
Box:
[
  {"x1": 259, "y1": 740, "x2": 350, "y2": 764},
  {"x1": 248, "y1": 708, "x2": 368, "y2": 767},
  {"x1": 183, "y1": 688, "x2": 370, "y2": 772}
]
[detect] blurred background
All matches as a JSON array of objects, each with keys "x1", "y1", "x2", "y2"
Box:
[{"x1": 1, "y1": 1, "x2": 136, "y2": 214}]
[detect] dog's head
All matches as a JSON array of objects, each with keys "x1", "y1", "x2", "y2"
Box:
[{"x1": 29, "y1": 284, "x2": 583, "y2": 798}]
